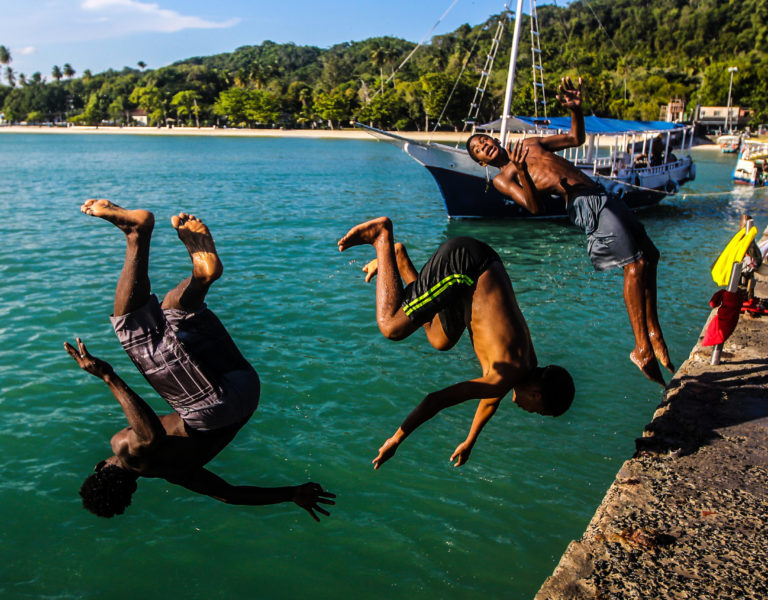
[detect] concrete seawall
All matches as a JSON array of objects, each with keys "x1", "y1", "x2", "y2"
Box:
[{"x1": 536, "y1": 271, "x2": 768, "y2": 599}]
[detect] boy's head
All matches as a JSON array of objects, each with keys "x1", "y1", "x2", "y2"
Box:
[
  {"x1": 514, "y1": 365, "x2": 575, "y2": 417},
  {"x1": 466, "y1": 134, "x2": 503, "y2": 166},
  {"x1": 80, "y1": 461, "x2": 139, "y2": 518}
]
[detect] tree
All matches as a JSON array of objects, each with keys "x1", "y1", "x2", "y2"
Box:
[
  {"x1": 246, "y1": 89, "x2": 280, "y2": 125},
  {"x1": 63, "y1": 63, "x2": 75, "y2": 79},
  {"x1": 213, "y1": 87, "x2": 250, "y2": 126},
  {"x1": 171, "y1": 90, "x2": 203, "y2": 127},
  {"x1": 370, "y1": 45, "x2": 387, "y2": 94},
  {"x1": 5, "y1": 66, "x2": 14, "y2": 88},
  {"x1": 52, "y1": 65, "x2": 63, "y2": 83},
  {"x1": 137, "y1": 61, "x2": 147, "y2": 70},
  {"x1": 0, "y1": 45, "x2": 10, "y2": 86},
  {"x1": 69, "y1": 92, "x2": 106, "y2": 126},
  {"x1": 313, "y1": 86, "x2": 355, "y2": 129},
  {"x1": 420, "y1": 72, "x2": 454, "y2": 131},
  {"x1": 129, "y1": 84, "x2": 164, "y2": 125},
  {"x1": 356, "y1": 89, "x2": 404, "y2": 129}
]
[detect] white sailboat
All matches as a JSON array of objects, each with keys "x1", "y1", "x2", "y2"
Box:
[
  {"x1": 360, "y1": 0, "x2": 696, "y2": 219},
  {"x1": 717, "y1": 66, "x2": 740, "y2": 153}
]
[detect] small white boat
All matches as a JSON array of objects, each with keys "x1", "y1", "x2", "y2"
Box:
[
  {"x1": 717, "y1": 134, "x2": 741, "y2": 153},
  {"x1": 733, "y1": 140, "x2": 768, "y2": 186}
]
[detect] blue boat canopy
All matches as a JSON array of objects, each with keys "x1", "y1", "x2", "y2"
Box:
[{"x1": 479, "y1": 115, "x2": 686, "y2": 134}]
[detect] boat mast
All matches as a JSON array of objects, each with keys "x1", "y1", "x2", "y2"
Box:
[{"x1": 499, "y1": 0, "x2": 526, "y2": 146}]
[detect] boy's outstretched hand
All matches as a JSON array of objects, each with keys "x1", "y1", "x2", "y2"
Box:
[{"x1": 556, "y1": 76, "x2": 583, "y2": 110}]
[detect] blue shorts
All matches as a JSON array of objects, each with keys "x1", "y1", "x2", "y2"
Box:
[{"x1": 569, "y1": 189, "x2": 655, "y2": 271}]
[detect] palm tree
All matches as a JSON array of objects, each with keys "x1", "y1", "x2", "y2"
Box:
[
  {"x1": 171, "y1": 90, "x2": 202, "y2": 127},
  {"x1": 52, "y1": 65, "x2": 63, "y2": 83},
  {"x1": 370, "y1": 46, "x2": 387, "y2": 95},
  {"x1": 5, "y1": 66, "x2": 14, "y2": 87},
  {"x1": 0, "y1": 45, "x2": 11, "y2": 85},
  {"x1": 137, "y1": 61, "x2": 147, "y2": 70},
  {"x1": 63, "y1": 63, "x2": 75, "y2": 79},
  {"x1": 18, "y1": 73, "x2": 26, "y2": 86}
]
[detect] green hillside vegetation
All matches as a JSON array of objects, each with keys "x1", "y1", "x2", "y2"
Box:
[{"x1": 1, "y1": 0, "x2": 766, "y2": 129}]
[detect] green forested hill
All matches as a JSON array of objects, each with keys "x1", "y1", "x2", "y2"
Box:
[{"x1": 1, "y1": 0, "x2": 766, "y2": 128}]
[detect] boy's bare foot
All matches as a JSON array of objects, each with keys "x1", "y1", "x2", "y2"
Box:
[
  {"x1": 649, "y1": 334, "x2": 675, "y2": 374},
  {"x1": 81, "y1": 199, "x2": 154, "y2": 234},
  {"x1": 362, "y1": 258, "x2": 378, "y2": 283},
  {"x1": 338, "y1": 217, "x2": 392, "y2": 251},
  {"x1": 630, "y1": 350, "x2": 666, "y2": 387},
  {"x1": 171, "y1": 213, "x2": 223, "y2": 285}
]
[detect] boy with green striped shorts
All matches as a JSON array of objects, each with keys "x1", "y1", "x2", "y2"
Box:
[{"x1": 338, "y1": 217, "x2": 574, "y2": 471}]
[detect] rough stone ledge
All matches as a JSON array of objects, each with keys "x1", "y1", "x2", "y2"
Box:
[{"x1": 536, "y1": 273, "x2": 768, "y2": 600}]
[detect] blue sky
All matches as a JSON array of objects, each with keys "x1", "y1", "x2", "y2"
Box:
[{"x1": 0, "y1": 0, "x2": 571, "y2": 80}]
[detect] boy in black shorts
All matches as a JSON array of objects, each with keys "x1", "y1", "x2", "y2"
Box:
[{"x1": 338, "y1": 217, "x2": 574, "y2": 470}]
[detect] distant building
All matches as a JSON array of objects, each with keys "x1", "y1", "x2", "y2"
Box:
[
  {"x1": 659, "y1": 98, "x2": 686, "y2": 122},
  {"x1": 129, "y1": 109, "x2": 148, "y2": 126},
  {"x1": 694, "y1": 105, "x2": 753, "y2": 133}
]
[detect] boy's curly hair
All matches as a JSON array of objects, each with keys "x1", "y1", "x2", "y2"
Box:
[{"x1": 80, "y1": 464, "x2": 138, "y2": 518}]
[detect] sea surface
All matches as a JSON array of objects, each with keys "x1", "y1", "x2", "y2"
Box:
[{"x1": 0, "y1": 133, "x2": 765, "y2": 599}]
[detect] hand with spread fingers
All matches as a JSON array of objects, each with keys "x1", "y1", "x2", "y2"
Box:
[
  {"x1": 292, "y1": 482, "x2": 336, "y2": 521},
  {"x1": 63, "y1": 337, "x2": 114, "y2": 380},
  {"x1": 506, "y1": 139, "x2": 529, "y2": 172},
  {"x1": 556, "y1": 76, "x2": 583, "y2": 110}
]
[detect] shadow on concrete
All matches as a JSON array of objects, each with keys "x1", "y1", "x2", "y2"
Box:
[{"x1": 635, "y1": 359, "x2": 768, "y2": 457}]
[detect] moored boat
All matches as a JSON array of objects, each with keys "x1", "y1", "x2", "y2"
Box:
[
  {"x1": 360, "y1": 0, "x2": 695, "y2": 219},
  {"x1": 733, "y1": 139, "x2": 768, "y2": 186},
  {"x1": 717, "y1": 134, "x2": 741, "y2": 153}
]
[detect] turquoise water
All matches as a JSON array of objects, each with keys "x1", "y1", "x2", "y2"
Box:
[{"x1": 1, "y1": 133, "x2": 765, "y2": 599}]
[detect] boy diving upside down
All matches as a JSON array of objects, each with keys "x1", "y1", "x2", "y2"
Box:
[
  {"x1": 66, "y1": 200, "x2": 334, "y2": 520},
  {"x1": 338, "y1": 217, "x2": 574, "y2": 470}
]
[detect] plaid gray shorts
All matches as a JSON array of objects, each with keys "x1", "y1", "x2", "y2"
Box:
[{"x1": 110, "y1": 295, "x2": 259, "y2": 431}]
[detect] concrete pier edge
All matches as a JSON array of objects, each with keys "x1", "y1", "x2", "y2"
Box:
[{"x1": 535, "y1": 268, "x2": 768, "y2": 599}]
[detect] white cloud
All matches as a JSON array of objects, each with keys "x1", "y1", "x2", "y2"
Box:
[
  {"x1": 17, "y1": 46, "x2": 38, "y2": 56},
  {"x1": 79, "y1": 0, "x2": 240, "y2": 34}
]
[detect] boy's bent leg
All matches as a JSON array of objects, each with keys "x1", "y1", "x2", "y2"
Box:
[
  {"x1": 80, "y1": 199, "x2": 154, "y2": 317},
  {"x1": 339, "y1": 217, "x2": 420, "y2": 340},
  {"x1": 162, "y1": 213, "x2": 223, "y2": 312}
]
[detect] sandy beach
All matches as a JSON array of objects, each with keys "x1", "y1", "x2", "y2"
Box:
[
  {"x1": 0, "y1": 124, "x2": 469, "y2": 143},
  {"x1": 0, "y1": 124, "x2": 725, "y2": 151}
]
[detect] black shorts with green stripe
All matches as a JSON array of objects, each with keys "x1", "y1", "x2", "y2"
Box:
[{"x1": 402, "y1": 237, "x2": 501, "y2": 341}]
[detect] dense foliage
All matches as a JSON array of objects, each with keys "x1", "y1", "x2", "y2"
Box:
[{"x1": 1, "y1": 0, "x2": 766, "y2": 129}]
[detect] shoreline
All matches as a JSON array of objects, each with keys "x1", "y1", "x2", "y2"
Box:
[
  {"x1": 0, "y1": 124, "x2": 468, "y2": 142},
  {"x1": 0, "y1": 125, "x2": 725, "y2": 150}
]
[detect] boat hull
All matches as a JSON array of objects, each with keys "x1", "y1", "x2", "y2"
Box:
[
  {"x1": 412, "y1": 144, "x2": 695, "y2": 219},
  {"x1": 424, "y1": 165, "x2": 688, "y2": 219}
]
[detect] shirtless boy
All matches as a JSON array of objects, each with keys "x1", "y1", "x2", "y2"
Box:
[
  {"x1": 65, "y1": 199, "x2": 334, "y2": 519},
  {"x1": 466, "y1": 76, "x2": 673, "y2": 386},
  {"x1": 338, "y1": 217, "x2": 574, "y2": 470}
]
